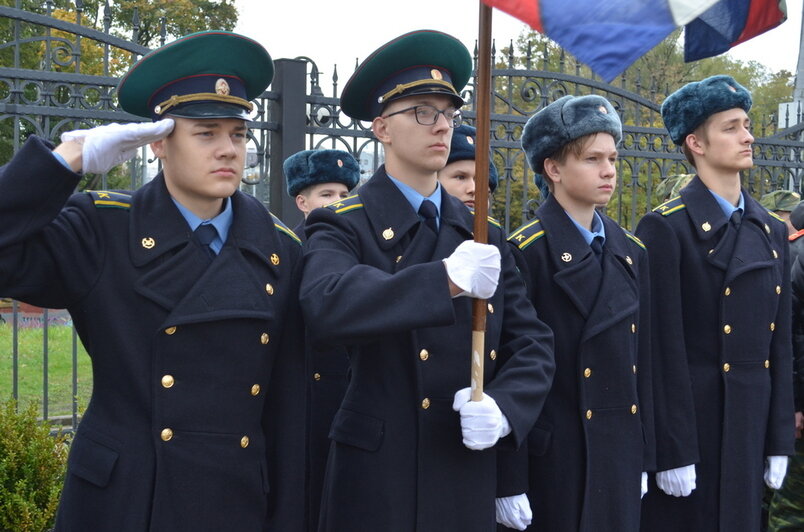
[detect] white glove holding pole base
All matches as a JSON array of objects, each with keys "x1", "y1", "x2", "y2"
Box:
[
  {"x1": 443, "y1": 241, "x2": 501, "y2": 299},
  {"x1": 495, "y1": 493, "x2": 532, "y2": 530},
  {"x1": 452, "y1": 387, "x2": 511, "y2": 450},
  {"x1": 61, "y1": 119, "x2": 174, "y2": 174},
  {"x1": 656, "y1": 464, "x2": 696, "y2": 497},
  {"x1": 764, "y1": 455, "x2": 788, "y2": 489},
  {"x1": 641, "y1": 471, "x2": 648, "y2": 498}
]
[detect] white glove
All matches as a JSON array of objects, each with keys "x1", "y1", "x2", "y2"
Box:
[
  {"x1": 495, "y1": 493, "x2": 532, "y2": 530},
  {"x1": 641, "y1": 471, "x2": 648, "y2": 498},
  {"x1": 61, "y1": 119, "x2": 174, "y2": 174},
  {"x1": 764, "y1": 455, "x2": 788, "y2": 489},
  {"x1": 656, "y1": 464, "x2": 696, "y2": 497},
  {"x1": 452, "y1": 387, "x2": 511, "y2": 450},
  {"x1": 443, "y1": 240, "x2": 501, "y2": 299}
]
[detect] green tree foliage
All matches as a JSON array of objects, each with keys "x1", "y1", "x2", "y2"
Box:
[{"x1": 0, "y1": 399, "x2": 68, "y2": 532}]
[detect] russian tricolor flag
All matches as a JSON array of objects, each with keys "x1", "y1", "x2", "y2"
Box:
[{"x1": 482, "y1": 0, "x2": 787, "y2": 81}]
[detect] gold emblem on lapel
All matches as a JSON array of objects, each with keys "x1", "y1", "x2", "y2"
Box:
[
  {"x1": 141, "y1": 237, "x2": 155, "y2": 249},
  {"x1": 270, "y1": 253, "x2": 280, "y2": 266},
  {"x1": 764, "y1": 223, "x2": 771, "y2": 234},
  {"x1": 561, "y1": 252, "x2": 572, "y2": 263},
  {"x1": 382, "y1": 228, "x2": 395, "y2": 240},
  {"x1": 625, "y1": 255, "x2": 633, "y2": 265},
  {"x1": 702, "y1": 222, "x2": 711, "y2": 232}
]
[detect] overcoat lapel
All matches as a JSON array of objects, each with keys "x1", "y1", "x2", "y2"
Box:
[{"x1": 725, "y1": 198, "x2": 776, "y2": 283}]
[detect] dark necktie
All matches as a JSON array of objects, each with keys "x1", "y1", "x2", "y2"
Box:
[
  {"x1": 590, "y1": 236, "x2": 604, "y2": 262},
  {"x1": 194, "y1": 223, "x2": 218, "y2": 258},
  {"x1": 730, "y1": 209, "x2": 742, "y2": 229},
  {"x1": 419, "y1": 200, "x2": 439, "y2": 234}
]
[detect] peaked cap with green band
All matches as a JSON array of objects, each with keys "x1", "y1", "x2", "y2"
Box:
[
  {"x1": 340, "y1": 30, "x2": 472, "y2": 121},
  {"x1": 117, "y1": 31, "x2": 273, "y2": 120}
]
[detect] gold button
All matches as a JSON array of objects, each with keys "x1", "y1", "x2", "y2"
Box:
[
  {"x1": 265, "y1": 283, "x2": 274, "y2": 295},
  {"x1": 723, "y1": 324, "x2": 732, "y2": 334},
  {"x1": 313, "y1": 372, "x2": 321, "y2": 381},
  {"x1": 165, "y1": 326, "x2": 177, "y2": 335},
  {"x1": 161, "y1": 428, "x2": 173, "y2": 441},
  {"x1": 383, "y1": 228, "x2": 395, "y2": 240},
  {"x1": 161, "y1": 375, "x2": 175, "y2": 388},
  {"x1": 270, "y1": 253, "x2": 280, "y2": 265},
  {"x1": 586, "y1": 409, "x2": 592, "y2": 420},
  {"x1": 487, "y1": 303, "x2": 494, "y2": 314},
  {"x1": 773, "y1": 250, "x2": 779, "y2": 259},
  {"x1": 490, "y1": 349, "x2": 497, "y2": 360},
  {"x1": 633, "y1": 365, "x2": 637, "y2": 374},
  {"x1": 765, "y1": 223, "x2": 771, "y2": 234},
  {"x1": 419, "y1": 349, "x2": 429, "y2": 361},
  {"x1": 764, "y1": 360, "x2": 770, "y2": 368},
  {"x1": 260, "y1": 332, "x2": 270, "y2": 344},
  {"x1": 240, "y1": 436, "x2": 250, "y2": 448},
  {"x1": 396, "y1": 255, "x2": 402, "y2": 263},
  {"x1": 708, "y1": 249, "x2": 714, "y2": 255},
  {"x1": 422, "y1": 398, "x2": 431, "y2": 409},
  {"x1": 702, "y1": 222, "x2": 711, "y2": 232},
  {"x1": 631, "y1": 323, "x2": 636, "y2": 333},
  {"x1": 723, "y1": 363, "x2": 731, "y2": 372},
  {"x1": 776, "y1": 285, "x2": 781, "y2": 295},
  {"x1": 724, "y1": 287, "x2": 731, "y2": 296},
  {"x1": 631, "y1": 404, "x2": 638, "y2": 414},
  {"x1": 770, "y1": 322, "x2": 776, "y2": 331},
  {"x1": 583, "y1": 368, "x2": 591, "y2": 378},
  {"x1": 251, "y1": 384, "x2": 261, "y2": 396}
]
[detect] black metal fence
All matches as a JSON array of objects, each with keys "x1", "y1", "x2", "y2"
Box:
[{"x1": 2, "y1": 3, "x2": 803, "y2": 428}]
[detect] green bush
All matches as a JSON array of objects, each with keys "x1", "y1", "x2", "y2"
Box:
[{"x1": 0, "y1": 398, "x2": 68, "y2": 532}]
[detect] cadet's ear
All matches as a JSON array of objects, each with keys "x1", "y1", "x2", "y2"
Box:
[
  {"x1": 542, "y1": 157, "x2": 561, "y2": 185},
  {"x1": 150, "y1": 139, "x2": 165, "y2": 159},
  {"x1": 295, "y1": 194, "x2": 309, "y2": 215},
  {"x1": 685, "y1": 133, "x2": 705, "y2": 156},
  {"x1": 372, "y1": 116, "x2": 391, "y2": 144}
]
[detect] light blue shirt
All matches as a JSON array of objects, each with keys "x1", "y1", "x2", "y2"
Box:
[
  {"x1": 172, "y1": 196, "x2": 233, "y2": 255},
  {"x1": 567, "y1": 210, "x2": 606, "y2": 246},
  {"x1": 709, "y1": 189, "x2": 745, "y2": 219},
  {"x1": 387, "y1": 173, "x2": 442, "y2": 230}
]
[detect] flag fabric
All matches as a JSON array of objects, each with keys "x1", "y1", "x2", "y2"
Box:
[{"x1": 482, "y1": 0, "x2": 787, "y2": 81}]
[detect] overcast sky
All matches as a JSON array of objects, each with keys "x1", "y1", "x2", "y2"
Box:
[{"x1": 235, "y1": 0, "x2": 803, "y2": 88}]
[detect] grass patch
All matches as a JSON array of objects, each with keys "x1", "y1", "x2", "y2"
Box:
[{"x1": 0, "y1": 322, "x2": 92, "y2": 420}]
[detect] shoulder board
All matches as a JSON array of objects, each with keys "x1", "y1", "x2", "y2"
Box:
[
  {"x1": 624, "y1": 230, "x2": 646, "y2": 250},
  {"x1": 507, "y1": 219, "x2": 545, "y2": 250},
  {"x1": 653, "y1": 196, "x2": 685, "y2": 216},
  {"x1": 767, "y1": 210, "x2": 785, "y2": 223},
  {"x1": 270, "y1": 213, "x2": 301, "y2": 245},
  {"x1": 468, "y1": 209, "x2": 502, "y2": 229},
  {"x1": 326, "y1": 194, "x2": 363, "y2": 214},
  {"x1": 790, "y1": 228, "x2": 804, "y2": 242},
  {"x1": 87, "y1": 190, "x2": 131, "y2": 209}
]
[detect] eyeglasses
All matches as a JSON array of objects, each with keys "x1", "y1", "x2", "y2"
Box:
[{"x1": 382, "y1": 105, "x2": 462, "y2": 128}]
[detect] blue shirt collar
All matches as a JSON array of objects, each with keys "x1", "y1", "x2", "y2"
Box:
[
  {"x1": 171, "y1": 196, "x2": 233, "y2": 254},
  {"x1": 566, "y1": 209, "x2": 606, "y2": 246},
  {"x1": 387, "y1": 173, "x2": 442, "y2": 227},
  {"x1": 708, "y1": 189, "x2": 744, "y2": 219}
]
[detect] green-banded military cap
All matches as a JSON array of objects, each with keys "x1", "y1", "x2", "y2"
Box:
[
  {"x1": 326, "y1": 194, "x2": 364, "y2": 214},
  {"x1": 117, "y1": 31, "x2": 273, "y2": 121},
  {"x1": 508, "y1": 219, "x2": 545, "y2": 251},
  {"x1": 340, "y1": 30, "x2": 472, "y2": 121},
  {"x1": 760, "y1": 190, "x2": 801, "y2": 212},
  {"x1": 88, "y1": 190, "x2": 132, "y2": 209},
  {"x1": 271, "y1": 213, "x2": 301, "y2": 245},
  {"x1": 654, "y1": 196, "x2": 686, "y2": 216}
]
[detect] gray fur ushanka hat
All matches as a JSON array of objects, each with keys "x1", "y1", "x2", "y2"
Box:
[{"x1": 284, "y1": 149, "x2": 360, "y2": 197}]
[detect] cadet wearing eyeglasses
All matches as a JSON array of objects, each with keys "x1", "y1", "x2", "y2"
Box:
[{"x1": 299, "y1": 30, "x2": 555, "y2": 532}]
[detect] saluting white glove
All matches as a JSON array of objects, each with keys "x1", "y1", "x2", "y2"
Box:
[
  {"x1": 443, "y1": 240, "x2": 501, "y2": 299},
  {"x1": 495, "y1": 493, "x2": 532, "y2": 530},
  {"x1": 641, "y1": 471, "x2": 648, "y2": 498},
  {"x1": 656, "y1": 464, "x2": 696, "y2": 497},
  {"x1": 764, "y1": 455, "x2": 788, "y2": 489},
  {"x1": 61, "y1": 119, "x2": 174, "y2": 174},
  {"x1": 452, "y1": 387, "x2": 511, "y2": 450}
]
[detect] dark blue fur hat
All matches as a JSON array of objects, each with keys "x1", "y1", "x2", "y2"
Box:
[
  {"x1": 284, "y1": 149, "x2": 360, "y2": 197},
  {"x1": 446, "y1": 125, "x2": 499, "y2": 193},
  {"x1": 521, "y1": 95, "x2": 621, "y2": 196},
  {"x1": 661, "y1": 75, "x2": 752, "y2": 146}
]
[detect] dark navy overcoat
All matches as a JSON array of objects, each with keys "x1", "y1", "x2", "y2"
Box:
[
  {"x1": 0, "y1": 137, "x2": 306, "y2": 532},
  {"x1": 299, "y1": 168, "x2": 555, "y2": 532},
  {"x1": 636, "y1": 176, "x2": 795, "y2": 532},
  {"x1": 498, "y1": 194, "x2": 655, "y2": 532}
]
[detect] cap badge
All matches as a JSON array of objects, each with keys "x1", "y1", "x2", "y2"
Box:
[
  {"x1": 215, "y1": 78, "x2": 230, "y2": 96},
  {"x1": 598, "y1": 105, "x2": 608, "y2": 114},
  {"x1": 431, "y1": 69, "x2": 443, "y2": 80},
  {"x1": 337, "y1": 159, "x2": 344, "y2": 167},
  {"x1": 154, "y1": 104, "x2": 162, "y2": 115},
  {"x1": 467, "y1": 136, "x2": 474, "y2": 145},
  {"x1": 728, "y1": 85, "x2": 736, "y2": 92}
]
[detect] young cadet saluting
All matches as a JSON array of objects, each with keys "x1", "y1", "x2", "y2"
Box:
[
  {"x1": 499, "y1": 95, "x2": 655, "y2": 532},
  {"x1": 637, "y1": 75, "x2": 795, "y2": 532},
  {"x1": 0, "y1": 31, "x2": 305, "y2": 531},
  {"x1": 437, "y1": 124, "x2": 499, "y2": 209},
  {"x1": 299, "y1": 30, "x2": 555, "y2": 532}
]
